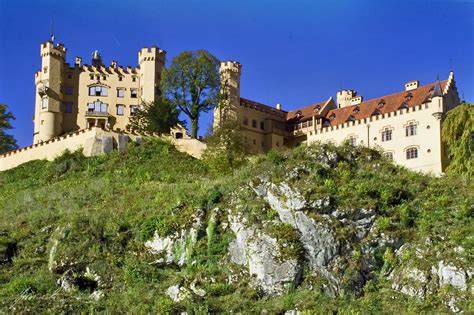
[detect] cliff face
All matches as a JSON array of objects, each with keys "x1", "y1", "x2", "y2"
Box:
[{"x1": 0, "y1": 140, "x2": 472, "y2": 313}]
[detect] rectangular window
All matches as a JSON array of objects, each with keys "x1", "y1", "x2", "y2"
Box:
[
  {"x1": 89, "y1": 86, "x2": 108, "y2": 96},
  {"x1": 406, "y1": 148, "x2": 418, "y2": 159},
  {"x1": 349, "y1": 137, "x2": 356, "y2": 146},
  {"x1": 130, "y1": 105, "x2": 138, "y2": 116},
  {"x1": 131, "y1": 89, "x2": 138, "y2": 98},
  {"x1": 41, "y1": 97, "x2": 48, "y2": 109},
  {"x1": 117, "y1": 104, "x2": 124, "y2": 115},
  {"x1": 63, "y1": 102, "x2": 73, "y2": 113},
  {"x1": 119, "y1": 76, "x2": 123, "y2": 81},
  {"x1": 65, "y1": 86, "x2": 73, "y2": 95},
  {"x1": 384, "y1": 152, "x2": 393, "y2": 160},
  {"x1": 252, "y1": 119, "x2": 257, "y2": 128},
  {"x1": 260, "y1": 121, "x2": 265, "y2": 130},
  {"x1": 88, "y1": 101, "x2": 108, "y2": 112},
  {"x1": 382, "y1": 129, "x2": 392, "y2": 142},
  {"x1": 117, "y1": 88, "x2": 125, "y2": 98},
  {"x1": 243, "y1": 117, "x2": 248, "y2": 126},
  {"x1": 132, "y1": 77, "x2": 136, "y2": 82},
  {"x1": 406, "y1": 124, "x2": 417, "y2": 137}
]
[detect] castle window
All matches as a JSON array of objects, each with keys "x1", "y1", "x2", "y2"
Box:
[
  {"x1": 131, "y1": 89, "x2": 138, "y2": 98},
  {"x1": 43, "y1": 67, "x2": 48, "y2": 74},
  {"x1": 260, "y1": 121, "x2": 265, "y2": 130},
  {"x1": 117, "y1": 88, "x2": 125, "y2": 98},
  {"x1": 382, "y1": 128, "x2": 392, "y2": 142},
  {"x1": 65, "y1": 86, "x2": 73, "y2": 95},
  {"x1": 102, "y1": 75, "x2": 107, "y2": 81},
  {"x1": 119, "y1": 76, "x2": 123, "y2": 81},
  {"x1": 405, "y1": 93, "x2": 413, "y2": 102},
  {"x1": 132, "y1": 77, "x2": 136, "y2": 82},
  {"x1": 252, "y1": 119, "x2": 257, "y2": 128},
  {"x1": 90, "y1": 74, "x2": 94, "y2": 80},
  {"x1": 63, "y1": 102, "x2": 73, "y2": 113},
  {"x1": 353, "y1": 107, "x2": 360, "y2": 114},
  {"x1": 329, "y1": 113, "x2": 336, "y2": 120},
  {"x1": 87, "y1": 101, "x2": 108, "y2": 113},
  {"x1": 348, "y1": 135, "x2": 357, "y2": 146},
  {"x1": 243, "y1": 117, "x2": 248, "y2": 126},
  {"x1": 41, "y1": 97, "x2": 48, "y2": 109},
  {"x1": 406, "y1": 122, "x2": 417, "y2": 137},
  {"x1": 378, "y1": 99, "x2": 386, "y2": 108},
  {"x1": 89, "y1": 86, "x2": 108, "y2": 96},
  {"x1": 96, "y1": 75, "x2": 100, "y2": 81},
  {"x1": 384, "y1": 152, "x2": 394, "y2": 160},
  {"x1": 406, "y1": 147, "x2": 418, "y2": 159},
  {"x1": 117, "y1": 104, "x2": 124, "y2": 116},
  {"x1": 130, "y1": 105, "x2": 138, "y2": 116},
  {"x1": 253, "y1": 139, "x2": 256, "y2": 145}
]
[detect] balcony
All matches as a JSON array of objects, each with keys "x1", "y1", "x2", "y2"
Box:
[{"x1": 86, "y1": 110, "x2": 110, "y2": 117}]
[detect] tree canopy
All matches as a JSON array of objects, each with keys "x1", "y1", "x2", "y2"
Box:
[
  {"x1": 126, "y1": 98, "x2": 182, "y2": 135},
  {"x1": 202, "y1": 118, "x2": 248, "y2": 175},
  {"x1": 162, "y1": 50, "x2": 220, "y2": 139},
  {"x1": 442, "y1": 103, "x2": 473, "y2": 177},
  {"x1": 0, "y1": 103, "x2": 18, "y2": 154}
]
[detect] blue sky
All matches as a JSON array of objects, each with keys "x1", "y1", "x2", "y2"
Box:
[{"x1": 0, "y1": 0, "x2": 473, "y2": 147}]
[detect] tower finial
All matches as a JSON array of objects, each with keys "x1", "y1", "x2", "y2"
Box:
[{"x1": 50, "y1": 17, "x2": 55, "y2": 43}]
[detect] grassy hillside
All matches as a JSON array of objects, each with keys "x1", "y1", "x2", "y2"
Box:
[{"x1": 0, "y1": 139, "x2": 472, "y2": 313}]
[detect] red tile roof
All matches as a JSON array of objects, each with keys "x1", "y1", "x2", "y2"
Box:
[
  {"x1": 239, "y1": 80, "x2": 448, "y2": 126},
  {"x1": 324, "y1": 80, "x2": 447, "y2": 126},
  {"x1": 240, "y1": 97, "x2": 287, "y2": 119},
  {"x1": 287, "y1": 100, "x2": 328, "y2": 121}
]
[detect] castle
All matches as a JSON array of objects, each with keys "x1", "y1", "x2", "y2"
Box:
[
  {"x1": 0, "y1": 40, "x2": 202, "y2": 171},
  {"x1": 0, "y1": 40, "x2": 462, "y2": 174},
  {"x1": 215, "y1": 61, "x2": 461, "y2": 175}
]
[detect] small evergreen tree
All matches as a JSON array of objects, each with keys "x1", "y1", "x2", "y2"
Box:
[
  {"x1": 442, "y1": 103, "x2": 473, "y2": 177},
  {"x1": 202, "y1": 118, "x2": 248, "y2": 175},
  {"x1": 0, "y1": 104, "x2": 18, "y2": 154},
  {"x1": 126, "y1": 98, "x2": 182, "y2": 135}
]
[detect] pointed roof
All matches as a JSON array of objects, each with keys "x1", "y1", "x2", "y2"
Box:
[{"x1": 431, "y1": 80, "x2": 443, "y2": 97}]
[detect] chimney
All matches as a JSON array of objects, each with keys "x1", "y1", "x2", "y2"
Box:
[
  {"x1": 75, "y1": 56, "x2": 82, "y2": 67},
  {"x1": 276, "y1": 103, "x2": 282, "y2": 110},
  {"x1": 405, "y1": 80, "x2": 419, "y2": 91},
  {"x1": 336, "y1": 90, "x2": 357, "y2": 108}
]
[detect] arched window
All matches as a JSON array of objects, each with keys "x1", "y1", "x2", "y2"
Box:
[
  {"x1": 89, "y1": 85, "x2": 108, "y2": 96},
  {"x1": 406, "y1": 147, "x2": 418, "y2": 160},
  {"x1": 406, "y1": 122, "x2": 417, "y2": 137}
]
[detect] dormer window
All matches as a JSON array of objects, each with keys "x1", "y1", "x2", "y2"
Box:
[
  {"x1": 399, "y1": 102, "x2": 409, "y2": 110},
  {"x1": 295, "y1": 111, "x2": 302, "y2": 118},
  {"x1": 371, "y1": 109, "x2": 381, "y2": 116},
  {"x1": 405, "y1": 93, "x2": 413, "y2": 102},
  {"x1": 329, "y1": 113, "x2": 336, "y2": 120},
  {"x1": 346, "y1": 115, "x2": 356, "y2": 122},
  {"x1": 353, "y1": 107, "x2": 360, "y2": 114},
  {"x1": 314, "y1": 105, "x2": 321, "y2": 112},
  {"x1": 378, "y1": 99, "x2": 386, "y2": 108}
]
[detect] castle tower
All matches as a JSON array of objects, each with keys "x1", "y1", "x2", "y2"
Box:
[
  {"x1": 33, "y1": 41, "x2": 66, "y2": 143},
  {"x1": 214, "y1": 61, "x2": 241, "y2": 129},
  {"x1": 138, "y1": 47, "x2": 166, "y2": 103},
  {"x1": 336, "y1": 89, "x2": 357, "y2": 108}
]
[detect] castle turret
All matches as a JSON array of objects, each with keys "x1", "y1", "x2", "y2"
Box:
[
  {"x1": 138, "y1": 46, "x2": 166, "y2": 103},
  {"x1": 336, "y1": 89, "x2": 357, "y2": 108},
  {"x1": 214, "y1": 61, "x2": 242, "y2": 129},
  {"x1": 33, "y1": 41, "x2": 66, "y2": 143}
]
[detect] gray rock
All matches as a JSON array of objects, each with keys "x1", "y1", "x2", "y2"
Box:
[
  {"x1": 102, "y1": 136, "x2": 113, "y2": 154},
  {"x1": 117, "y1": 134, "x2": 128, "y2": 152},
  {"x1": 166, "y1": 285, "x2": 190, "y2": 302}
]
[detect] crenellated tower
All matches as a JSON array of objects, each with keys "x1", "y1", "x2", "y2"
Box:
[
  {"x1": 33, "y1": 41, "x2": 66, "y2": 143},
  {"x1": 138, "y1": 47, "x2": 166, "y2": 103},
  {"x1": 214, "y1": 61, "x2": 241, "y2": 130}
]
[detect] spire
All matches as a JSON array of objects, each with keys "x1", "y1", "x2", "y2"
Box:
[
  {"x1": 50, "y1": 17, "x2": 55, "y2": 43},
  {"x1": 431, "y1": 76, "x2": 443, "y2": 98}
]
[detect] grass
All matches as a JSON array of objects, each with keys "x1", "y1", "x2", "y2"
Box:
[{"x1": 0, "y1": 138, "x2": 472, "y2": 313}]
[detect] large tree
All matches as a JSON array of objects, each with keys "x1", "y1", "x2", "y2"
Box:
[
  {"x1": 442, "y1": 103, "x2": 473, "y2": 177},
  {"x1": 162, "y1": 50, "x2": 220, "y2": 138},
  {"x1": 126, "y1": 98, "x2": 182, "y2": 135},
  {"x1": 0, "y1": 104, "x2": 18, "y2": 154}
]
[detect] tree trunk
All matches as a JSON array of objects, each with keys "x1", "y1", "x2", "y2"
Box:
[{"x1": 191, "y1": 118, "x2": 199, "y2": 139}]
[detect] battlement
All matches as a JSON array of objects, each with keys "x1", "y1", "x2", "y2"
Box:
[
  {"x1": 220, "y1": 61, "x2": 242, "y2": 73},
  {"x1": 40, "y1": 41, "x2": 66, "y2": 59},
  {"x1": 138, "y1": 46, "x2": 166, "y2": 63}
]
